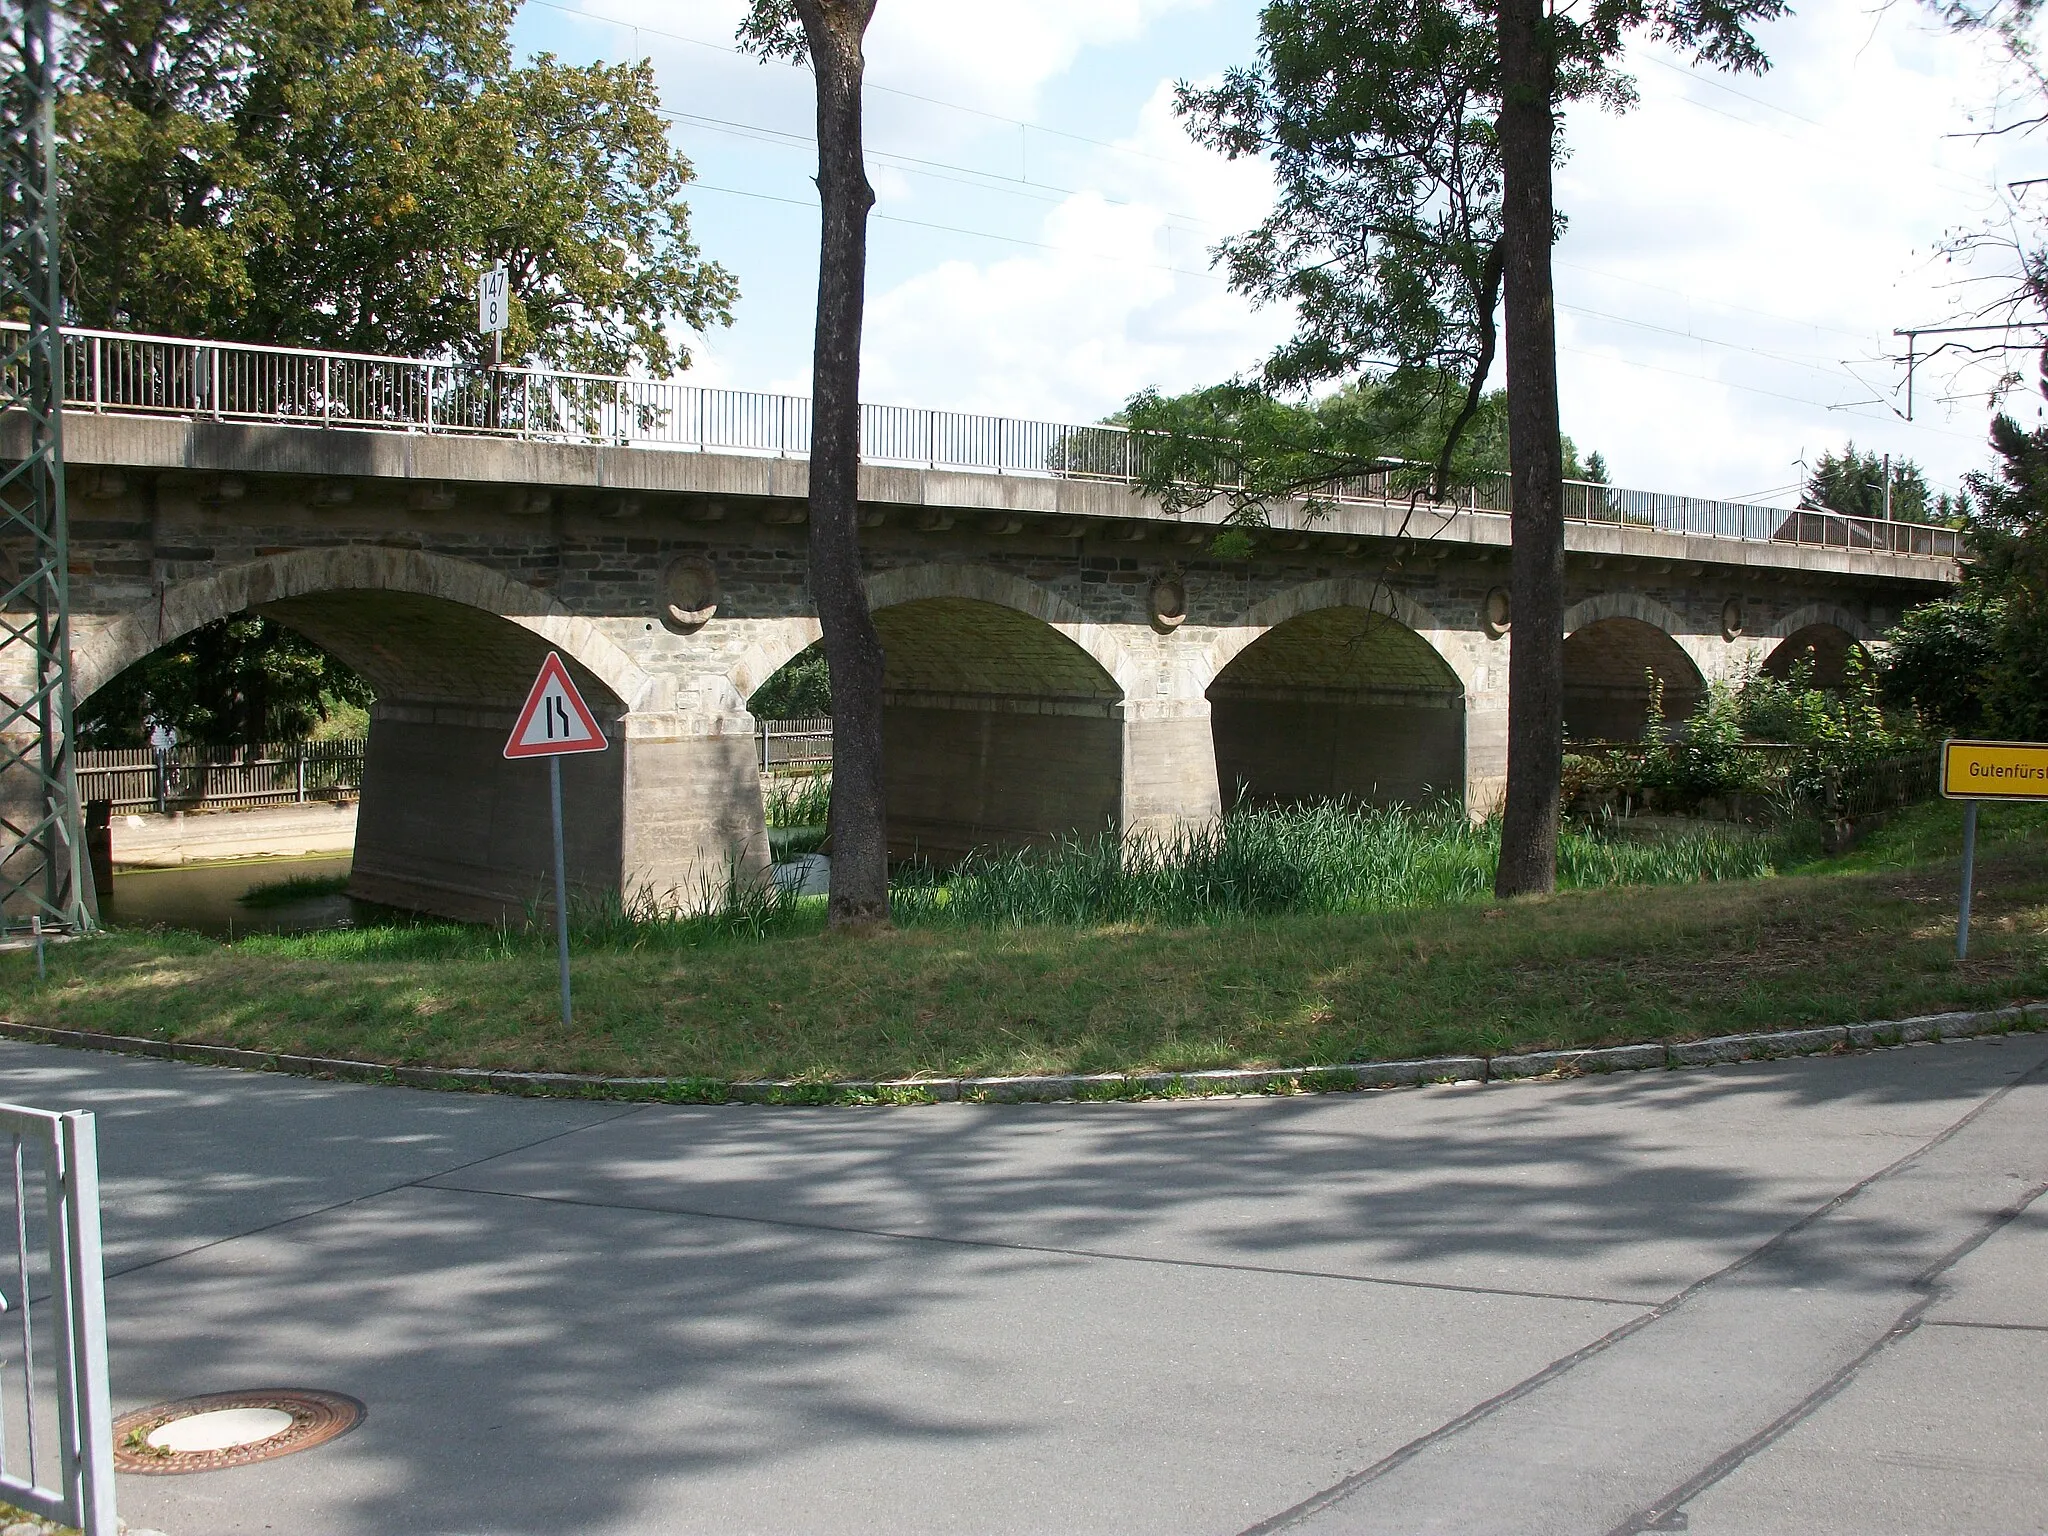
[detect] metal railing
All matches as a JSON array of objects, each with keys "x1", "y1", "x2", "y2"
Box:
[
  {"x1": 2, "y1": 321, "x2": 1964, "y2": 557},
  {"x1": 0, "y1": 1103, "x2": 114, "y2": 1536},
  {"x1": 76, "y1": 739, "x2": 364, "y2": 814}
]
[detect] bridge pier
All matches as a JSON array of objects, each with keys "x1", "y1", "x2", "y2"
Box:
[
  {"x1": 1121, "y1": 704, "x2": 1224, "y2": 845},
  {"x1": 348, "y1": 703, "x2": 767, "y2": 922}
]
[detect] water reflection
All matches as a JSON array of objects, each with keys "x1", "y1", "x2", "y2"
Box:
[{"x1": 104, "y1": 854, "x2": 369, "y2": 938}]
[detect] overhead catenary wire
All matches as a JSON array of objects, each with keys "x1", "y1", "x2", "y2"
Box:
[{"x1": 657, "y1": 105, "x2": 1233, "y2": 230}]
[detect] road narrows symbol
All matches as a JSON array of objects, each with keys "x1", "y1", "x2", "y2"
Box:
[{"x1": 504, "y1": 653, "x2": 608, "y2": 759}]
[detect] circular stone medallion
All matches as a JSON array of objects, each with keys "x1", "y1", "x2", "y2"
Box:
[
  {"x1": 659, "y1": 556, "x2": 720, "y2": 633},
  {"x1": 1484, "y1": 586, "x2": 1512, "y2": 636},
  {"x1": 1149, "y1": 569, "x2": 1188, "y2": 633},
  {"x1": 115, "y1": 1389, "x2": 365, "y2": 1474},
  {"x1": 1721, "y1": 596, "x2": 1745, "y2": 640}
]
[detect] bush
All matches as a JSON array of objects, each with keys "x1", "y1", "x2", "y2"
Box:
[
  {"x1": 1607, "y1": 660, "x2": 1928, "y2": 814},
  {"x1": 1880, "y1": 597, "x2": 1999, "y2": 737}
]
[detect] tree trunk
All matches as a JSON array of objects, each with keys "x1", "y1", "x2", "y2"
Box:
[
  {"x1": 1492, "y1": 0, "x2": 1565, "y2": 898},
  {"x1": 795, "y1": 0, "x2": 888, "y2": 929}
]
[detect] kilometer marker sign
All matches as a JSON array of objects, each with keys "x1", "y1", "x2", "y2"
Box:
[
  {"x1": 505, "y1": 652, "x2": 608, "y2": 759},
  {"x1": 507, "y1": 653, "x2": 608, "y2": 1031}
]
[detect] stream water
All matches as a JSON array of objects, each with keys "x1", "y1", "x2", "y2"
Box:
[{"x1": 104, "y1": 853, "x2": 365, "y2": 938}]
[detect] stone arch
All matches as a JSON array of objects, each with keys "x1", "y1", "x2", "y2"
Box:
[
  {"x1": 1202, "y1": 577, "x2": 1476, "y2": 699},
  {"x1": 728, "y1": 619, "x2": 824, "y2": 714},
  {"x1": 1562, "y1": 599, "x2": 1709, "y2": 742},
  {"x1": 68, "y1": 549, "x2": 744, "y2": 927},
  {"x1": 868, "y1": 564, "x2": 1138, "y2": 700},
  {"x1": 1760, "y1": 602, "x2": 1874, "y2": 645},
  {"x1": 1760, "y1": 622, "x2": 1872, "y2": 690},
  {"x1": 861, "y1": 569, "x2": 1128, "y2": 862},
  {"x1": 75, "y1": 547, "x2": 660, "y2": 714},
  {"x1": 1561, "y1": 591, "x2": 1719, "y2": 673},
  {"x1": 724, "y1": 563, "x2": 1142, "y2": 718},
  {"x1": 1204, "y1": 579, "x2": 1470, "y2": 810}
]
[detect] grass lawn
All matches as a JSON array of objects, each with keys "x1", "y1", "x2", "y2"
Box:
[{"x1": 6, "y1": 801, "x2": 2047, "y2": 1084}]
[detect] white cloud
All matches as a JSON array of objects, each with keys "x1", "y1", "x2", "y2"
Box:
[
  {"x1": 865, "y1": 0, "x2": 1218, "y2": 117},
  {"x1": 589, "y1": 0, "x2": 1216, "y2": 118},
  {"x1": 860, "y1": 79, "x2": 1289, "y2": 420},
  {"x1": 1552, "y1": 0, "x2": 2026, "y2": 501}
]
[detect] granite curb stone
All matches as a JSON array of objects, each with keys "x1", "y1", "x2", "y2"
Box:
[
  {"x1": 1486, "y1": 1042, "x2": 1669, "y2": 1079},
  {"x1": 0, "y1": 1008, "x2": 2040, "y2": 1107},
  {"x1": 1665, "y1": 1026, "x2": 1850, "y2": 1067}
]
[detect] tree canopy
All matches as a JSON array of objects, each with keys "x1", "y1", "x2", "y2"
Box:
[
  {"x1": 57, "y1": 0, "x2": 736, "y2": 373},
  {"x1": 1883, "y1": 414, "x2": 2048, "y2": 736},
  {"x1": 77, "y1": 616, "x2": 374, "y2": 750},
  {"x1": 1124, "y1": 372, "x2": 1602, "y2": 527},
  {"x1": 748, "y1": 644, "x2": 833, "y2": 719},
  {"x1": 1134, "y1": 0, "x2": 1771, "y2": 506},
  {"x1": 1800, "y1": 444, "x2": 1935, "y2": 523}
]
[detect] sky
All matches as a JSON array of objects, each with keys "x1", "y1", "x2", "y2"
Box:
[{"x1": 508, "y1": 0, "x2": 2046, "y2": 511}]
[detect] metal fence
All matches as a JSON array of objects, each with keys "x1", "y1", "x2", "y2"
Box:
[
  {"x1": 1820, "y1": 747, "x2": 1941, "y2": 819},
  {"x1": 76, "y1": 739, "x2": 365, "y2": 813},
  {"x1": 2, "y1": 321, "x2": 1963, "y2": 558},
  {"x1": 758, "y1": 717, "x2": 831, "y2": 776},
  {"x1": 0, "y1": 1104, "x2": 115, "y2": 1536}
]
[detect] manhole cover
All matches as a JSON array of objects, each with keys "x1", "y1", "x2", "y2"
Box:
[{"x1": 113, "y1": 1389, "x2": 364, "y2": 1474}]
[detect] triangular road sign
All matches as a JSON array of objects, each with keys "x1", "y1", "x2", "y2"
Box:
[{"x1": 505, "y1": 652, "x2": 609, "y2": 759}]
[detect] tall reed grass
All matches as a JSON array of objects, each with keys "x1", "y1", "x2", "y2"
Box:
[
  {"x1": 892, "y1": 799, "x2": 1784, "y2": 928},
  {"x1": 764, "y1": 773, "x2": 831, "y2": 829},
  {"x1": 266, "y1": 799, "x2": 1785, "y2": 958}
]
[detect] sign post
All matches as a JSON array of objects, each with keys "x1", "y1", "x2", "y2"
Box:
[
  {"x1": 505, "y1": 653, "x2": 609, "y2": 1027},
  {"x1": 1940, "y1": 739, "x2": 2048, "y2": 959}
]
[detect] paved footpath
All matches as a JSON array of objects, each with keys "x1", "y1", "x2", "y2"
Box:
[{"x1": 0, "y1": 1034, "x2": 2042, "y2": 1536}]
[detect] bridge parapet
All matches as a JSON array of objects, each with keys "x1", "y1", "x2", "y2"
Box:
[{"x1": 6, "y1": 321, "x2": 1964, "y2": 574}]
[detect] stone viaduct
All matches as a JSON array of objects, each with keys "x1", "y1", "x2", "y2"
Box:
[{"x1": 8, "y1": 411, "x2": 1958, "y2": 921}]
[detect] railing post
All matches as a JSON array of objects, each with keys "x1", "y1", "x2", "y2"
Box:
[
  {"x1": 295, "y1": 747, "x2": 305, "y2": 804},
  {"x1": 927, "y1": 408, "x2": 936, "y2": 469},
  {"x1": 89, "y1": 336, "x2": 101, "y2": 413},
  {"x1": 56, "y1": 1112, "x2": 115, "y2": 1536},
  {"x1": 320, "y1": 355, "x2": 332, "y2": 426}
]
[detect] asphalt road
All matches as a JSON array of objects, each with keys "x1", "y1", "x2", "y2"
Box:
[{"x1": 1, "y1": 1033, "x2": 2042, "y2": 1535}]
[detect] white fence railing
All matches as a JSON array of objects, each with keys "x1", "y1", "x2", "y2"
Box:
[
  {"x1": 3, "y1": 321, "x2": 1964, "y2": 558},
  {"x1": 0, "y1": 1104, "x2": 114, "y2": 1536}
]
